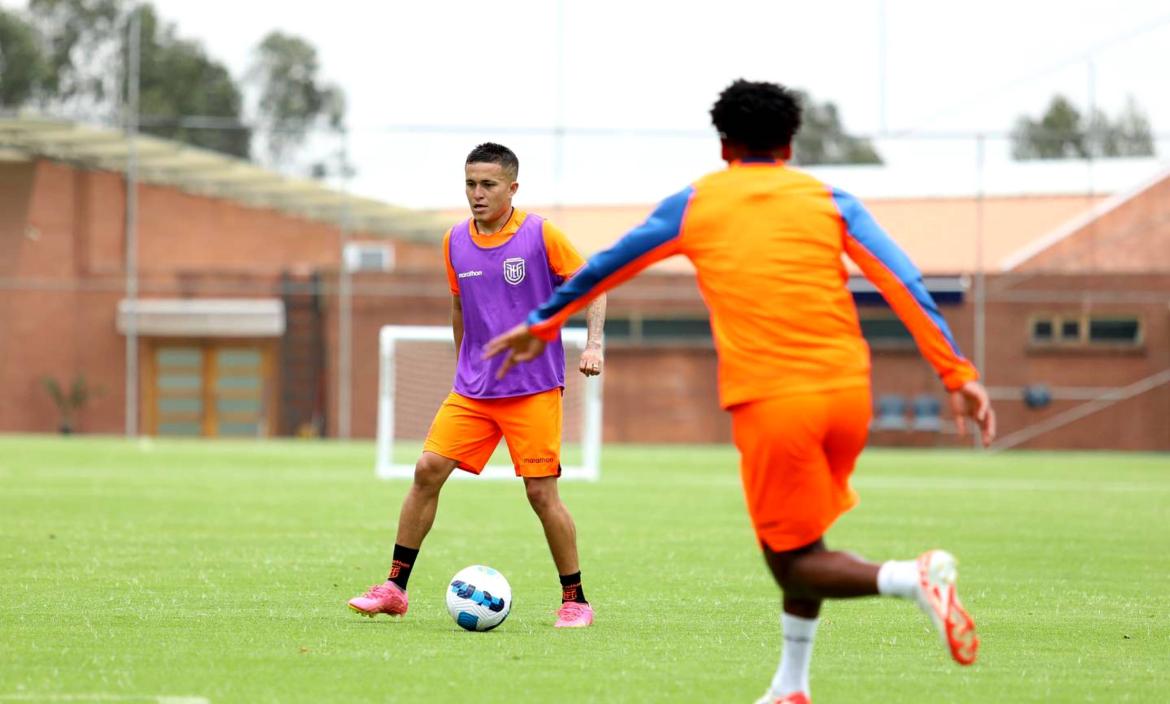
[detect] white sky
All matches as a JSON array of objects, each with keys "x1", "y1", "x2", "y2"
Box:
[{"x1": 17, "y1": 0, "x2": 1170, "y2": 207}]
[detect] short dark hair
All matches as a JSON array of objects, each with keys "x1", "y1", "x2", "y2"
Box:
[
  {"x1": 466, "y1": 142, "x2": 519, "y2": 180},
  {"x1": 709, "y1": 79, "x2": 802, "y2": 153}
]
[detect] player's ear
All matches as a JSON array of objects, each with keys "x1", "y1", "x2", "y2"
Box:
[
  {"x1": 508, "y1": 180, "x2": 519, "y2": 196},
  {"x1": 778, "y1": 144, "x2": 793, "y2": 161}
]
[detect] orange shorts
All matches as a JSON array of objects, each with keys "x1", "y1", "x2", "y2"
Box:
[
  {"x1": 423, "y1": 389, "x2": 562, "y2": 477},
  {"x1": 730, "y1": 386, "x2": 872, "y2": 552}
]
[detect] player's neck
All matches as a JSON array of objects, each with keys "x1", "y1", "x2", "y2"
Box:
[{"x1": 474, "y1": 207, "x2": 514, "y2": 236}]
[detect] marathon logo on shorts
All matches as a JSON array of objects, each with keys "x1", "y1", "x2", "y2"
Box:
[
  {"x1": 522, "y1": 457, "x2": 555, "y2": 464},
  {"x1": 503, "y1": 257, "x2": 526, "y2": 285}
]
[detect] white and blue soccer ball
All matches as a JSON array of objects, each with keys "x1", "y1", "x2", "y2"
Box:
[{"x1": 446, "y1": 565, "x2": 512, "y2": 632}]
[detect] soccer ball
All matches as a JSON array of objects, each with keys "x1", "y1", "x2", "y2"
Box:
[{"x1": 446, "y1": 565, "x2": 512, "y2": 632}]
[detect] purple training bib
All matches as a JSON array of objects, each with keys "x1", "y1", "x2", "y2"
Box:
[{"x1": 447, "y1": 213, "x2": 567, "y2": 398}]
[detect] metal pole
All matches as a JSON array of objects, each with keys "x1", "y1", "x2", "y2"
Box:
[
  {"x1": 337, "y1": 128, "x2": 353, "y2": 438},
  {"x1": 552, "y1": 0, "x2": 566, "y2": 219},
  {"x1": 124, "y1": 7, "x2": 141, "y2": 437},
  {"x1": 1085, "y1": 58, "x2": 1097, "y2": 268},
  {"x1": 973, "y1": 133, "x2": 986, "y2": 449},
  {"x1": 878, "y1": 0, "x2": 888, "y2": 134}
]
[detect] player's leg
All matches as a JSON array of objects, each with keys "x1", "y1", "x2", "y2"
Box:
[
  {"x1": 743, "y1": 389, "x2": 978, "y2": 702},
  {"x1": 735, "y1": 391, "x2": 859, "y2": 702},
  {"x1": 499, "y1": 389, "x2": 593, "y2": 628},
  {"x1": 757, "y1": 387, "x2": 882, "y2": 608},
  {"x1": 764, "y1": 387, "x2": 978, "y2": 664},
  {"x1": 348, "y1": 392, "x2": 501, "y2": 618}
]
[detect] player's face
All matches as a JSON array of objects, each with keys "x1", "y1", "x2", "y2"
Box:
[{"x1": 465, "y1": 162, "x2": 518, "y2": 224}]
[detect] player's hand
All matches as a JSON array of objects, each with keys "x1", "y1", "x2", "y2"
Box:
[
  {"x1": 483, "y1": 323, "x2": 547, "y2": 379},
  {"x1": 578, "y1": 345, "x2": 604, "y2": 377},
  {"x1": 949, "y1": 380, "x2": 996, "y2": 447}
]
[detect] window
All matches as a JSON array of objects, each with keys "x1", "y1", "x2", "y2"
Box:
[
  {"x1": 860, "y1": 316, "x2": 914, "y2": 348},
  {"x1": 642, "y1": 317, "x2": 712, "y2": 341},
  {"x1": 1029, "y1": 314, "x2": 1142, "y2": 348},
  {"x1": 568, "y1": 315, "x2": 711, "y2": 344},
  {"x1": 1031, "y1": 319, "x2": 1054, "y2": 343},
  {"x1": 343, "y1": 242, "x2": 394, "y2": 272},
  {"x1": 1060, "y1": 318, "x2": 1082, "y2": 343},
  {"x1": 1088, "y1": 317, "x2": 1141, "y2": 345}
]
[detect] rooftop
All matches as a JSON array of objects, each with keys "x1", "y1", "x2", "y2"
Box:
[{"x1": 0, "y1": 114, "x2": 445, "y2": 241}]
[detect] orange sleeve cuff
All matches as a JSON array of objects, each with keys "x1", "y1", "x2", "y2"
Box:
[{"x1": 940, "y1": 364, "x2": 980, "y2": 392}]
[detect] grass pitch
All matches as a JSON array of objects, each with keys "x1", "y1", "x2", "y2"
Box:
[{"x1": 1, "y1": 435, "x2": 1167, "y2": 703}]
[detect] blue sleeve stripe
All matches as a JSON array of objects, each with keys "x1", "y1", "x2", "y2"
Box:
[
  {"x1": 831, "y1": 188, "x2": 964, "y2": 356},
  {"x1": 529, "y1": 185, "x2": 693, "y2": 326}
]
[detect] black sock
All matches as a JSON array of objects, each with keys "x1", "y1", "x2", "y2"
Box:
[
  {"x1": 559, "y1": 571, "x2": 587, "y2": 604},
  {"x1": 388, "y1": 544, "x2": 419, "y2": 590}
]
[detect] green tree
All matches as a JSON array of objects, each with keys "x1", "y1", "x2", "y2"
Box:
[
  {"x1": 791, "y1": 90, "x2": 882, "y2": 166},
  {"x1": 1012, "y1": 94, "x2": 1155, "y2": 160},
  {"x1": 248, "y1": 31, "x2": 345, "y2": 168},
  {"x1": 27, "y1": 0, "x2": 122, "y2": 110},
  {"x1": 131, "y1": 5, "x2": 250, "y2": 157},
  {"x1": 0, "y1": 7, "x2": 50, "y2": 107}
]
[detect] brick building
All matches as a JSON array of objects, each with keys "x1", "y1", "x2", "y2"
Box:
[{"x1": 1, "y1": 118, "x2": 1166, "y2": 449}]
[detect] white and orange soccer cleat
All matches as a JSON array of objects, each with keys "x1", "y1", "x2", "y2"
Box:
[
  {"x1": 915, "y1": 549, "x2": 979, "y2": 665},
  {"x1": 753, "y1": 692, "x2": 810, "y2": 704},
  {"x1": 347, "y1": 581, "x2": 409, "y2": 618}
]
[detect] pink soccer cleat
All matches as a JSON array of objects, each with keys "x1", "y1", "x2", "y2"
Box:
[
  {"x1": 915, "y1": 549, "x2": 979, "y2": 665},
  {"x1": 554, "y1": 601, "x2": 594, "y2": 628},
  {"x1": 348, "y1": 581, "x2": 409, "y2": 618}
]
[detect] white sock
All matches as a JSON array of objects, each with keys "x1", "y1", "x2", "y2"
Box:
[
  {"x1": 770, "y1": 613, "x2": 818, "y2": 697},
  {"x1": 877, "y1": 559, "x2": 919, "y2": 599}
]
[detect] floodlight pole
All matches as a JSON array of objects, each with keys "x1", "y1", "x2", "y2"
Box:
[
  {"x1": 878, "y1": 0, "x2": 888, "y2": 134},
  {"x1": 337, "y1": 127, "x2": 353, "y2": 439},
  {"x1": 973, "y1": 133, "x2": 986, "y2": 449},
  {"x1": 552, "y1": 0, "x2": 566, "y2": 220},
  {"x1": 124, "y1": 6, "x2": 141, "y2": 438}
]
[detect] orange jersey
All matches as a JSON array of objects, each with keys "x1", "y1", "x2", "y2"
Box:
[
  {"x1": 528, "y1": 160, "x2": 978, "y2": 408},
  {"x1": 443, "y1": 208, "x2": 585, "y2": 295}
]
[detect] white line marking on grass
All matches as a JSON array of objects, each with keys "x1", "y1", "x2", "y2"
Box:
[
  {"x1": 0, "y1": 695, "x2": 209, "y2": 703},
  {"x1": 854, "y1": 476, "x2": 1168, "y2": 493}
]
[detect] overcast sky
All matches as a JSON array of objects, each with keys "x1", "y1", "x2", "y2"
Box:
[{"x1": 17, "y1": 0, "x2": 1170, "y2": 206}]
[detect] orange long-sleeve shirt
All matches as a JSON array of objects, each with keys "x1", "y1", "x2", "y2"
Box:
[{"x1": 528, "y1": 160, "x2": 978, "y2": 408}]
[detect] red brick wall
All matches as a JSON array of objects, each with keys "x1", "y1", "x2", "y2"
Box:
[
  {"x1": 1017, "y1": 175, "x2": 1170, "y2": 271},
  {"x1": 0, "y1": 159, "x2": 389, "y2": 433},
  {"x1": 3, "y1": 159, "x2": 1167, "y2": 449}
]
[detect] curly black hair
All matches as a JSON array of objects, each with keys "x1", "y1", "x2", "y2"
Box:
[
  {"x1": 709, "y1": 79, "x2": 802, "y2": 153},
  {"x1": 466, "y1": 142, "x2": 519, "y2": 180}
]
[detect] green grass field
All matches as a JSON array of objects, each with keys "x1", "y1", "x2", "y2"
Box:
[{"x1": 1, "y1": 435, "x2": 1167, "y2": 703}]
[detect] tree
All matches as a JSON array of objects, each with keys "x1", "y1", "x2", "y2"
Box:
[
  {"x1": 131, "y1": 5, "x2": 250, "y2": 158},
  {"x1": 15, "y1": 2, "x2": 343, "y2": 166},
  {"x1": 0, "y1": 8, "x2": 50, "y2": 107},
  {"x1": 27, "y1": 0, "x2": 123, "y2": 113},
  {"x1": 248, "y1": 31, "x2": 346, "y2": 169},
  {"x1": 791, "y1": 90, "x2": 882, "y2": 166},
  {"x1": 1011, "y1": 94, "x2": 1155, "y2": 160}
]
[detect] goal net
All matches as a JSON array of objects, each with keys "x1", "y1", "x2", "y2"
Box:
[{"x1": 375, "y1": 325, "x2": 602, "y2": 481}]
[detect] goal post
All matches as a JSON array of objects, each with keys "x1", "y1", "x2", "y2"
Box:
[{"x1": 375, "y1": 325, "x2": 602, "y2": 481}]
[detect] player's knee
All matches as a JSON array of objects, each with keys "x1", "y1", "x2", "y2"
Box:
[
  {"x1": 413, "y1": 455, "x2": 451, "y2": 492},
  {"x1": 524, "y1": 479, "x2": 559, "y2": 514}
]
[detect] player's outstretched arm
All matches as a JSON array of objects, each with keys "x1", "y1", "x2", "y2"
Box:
[
  {"x1": 835, "y1": 190, "x2": 978, "y2": 385},
  {"x1": 951, "y1": 380, "x2": 996, "y2": 447},
  {"x1": 484, "y1": 323, "x2": 547, "y2": 379},
  {"x1": 486, "y1": 187, "x2": 692, "y2": 378}
]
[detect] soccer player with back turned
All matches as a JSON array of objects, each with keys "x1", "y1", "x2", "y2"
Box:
[
  {"x1": 486, "y1": 81, "x2": 996, "y2": 702},
  {"x1": 349, "y1": 143, "x2": 606, "y2": 628}
]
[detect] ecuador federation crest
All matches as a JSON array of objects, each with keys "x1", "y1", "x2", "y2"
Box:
[{"x1": 503, "y1": 257, "x2": 526, "y2": 285}]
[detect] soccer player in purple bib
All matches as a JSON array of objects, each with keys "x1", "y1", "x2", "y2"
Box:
[{"x1": 348, "y1": 143, "x2": 606, "y2": 628}]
